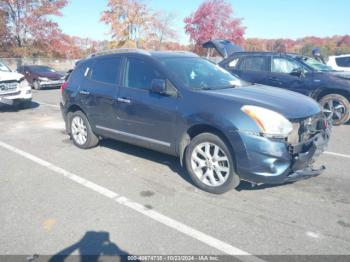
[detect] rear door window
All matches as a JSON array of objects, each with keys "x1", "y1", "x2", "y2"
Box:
[
  {"x1": 238, "y1": 56, "x2": 268, "y2": 72},
  {"x1": 91, "y1": 58, "x2": 122, "y2": 85},
  {"x1": 69, "y1": 61, "x2": 92, "y2": 89},
  {"x1": 271, "y1": 57, "x2": 301, "y2": 73}
]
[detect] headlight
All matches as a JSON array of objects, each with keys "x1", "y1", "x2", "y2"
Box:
[
  {"x1": 241, "y1": 105, "x2": 293, "y2": 138},
  {"x1": 19, "y1": 79, "x2": 30, "y2": 89},
  {"x1": 38, "y1": 77, "x2": 49, "y2": 81}
]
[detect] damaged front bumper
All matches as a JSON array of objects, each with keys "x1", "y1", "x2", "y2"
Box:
[
  {"x1": 230, "y1": 125, "x2": 331, "y2": 185},
  {"x1": 284, "y1": 129, "x2": 330, "y2": 182}
]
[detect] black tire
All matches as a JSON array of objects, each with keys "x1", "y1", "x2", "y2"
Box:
[
  {"x1": 319, "y1": 94, "x2": 350, "y2": 126},
  {"x1": 69, "y1": 111, "x2": 99, "y2": 149},
  {"x1": 184, "y1": 133, "x2": 240, "y2": 194},
  {"x1": 33, "y1": 80, "x2": 41, "y2": 90}
]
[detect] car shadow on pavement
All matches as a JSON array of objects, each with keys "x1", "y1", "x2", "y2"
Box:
[
  {"x1": 236, "y1": 181, "x2": 294, "y2": 191},
  {"x1": 100, "y1": 139, "x2": 294, "y2": 192},
  {"x1": 0, "y1": 101, "x2": 39, "y2": 112},
  {"x1": 48, "y1": 231, "x2": 138, "y2": 262},
  {"x1": 100, "y1": 139, "x2": 195, "y2": 186}
]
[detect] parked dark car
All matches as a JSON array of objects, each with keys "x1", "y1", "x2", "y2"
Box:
[
  {"x1": 17, "y1": 65, "x2": 64, "y2": 90},
  {"x1": 60, "y1": 49, "x2": 330, "y2": 194},
  {"x1": 204, "y1": 40, "x2": 350, "y2": 125}
]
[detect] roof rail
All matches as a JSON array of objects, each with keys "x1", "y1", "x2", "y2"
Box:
[{"x1": 87, "y1": 48, "x2": 151, "y2": 58}]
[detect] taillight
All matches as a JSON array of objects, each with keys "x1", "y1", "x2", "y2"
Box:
[{"x1": 60, "y1": 81, "x2": 68, "y2": 93}]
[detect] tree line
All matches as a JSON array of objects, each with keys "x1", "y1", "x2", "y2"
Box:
[{"x1": 0, "y1": 0, "x2": 349, "y2": 59}]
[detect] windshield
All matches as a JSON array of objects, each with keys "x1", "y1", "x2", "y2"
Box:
[
  {"x1": 160, "y1": 57, "x2": 241, "y2": 90},
  {"x1": 299, "y1": 57, "x2": 333, "y2": 72},
  {"x1": 0, "y1": 60, "x2": 12, "y2": 72},
  {"x1": 31, "y1": 66, "x2": 57, "y2": 74}
]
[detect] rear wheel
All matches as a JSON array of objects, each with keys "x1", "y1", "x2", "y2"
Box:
[
  {"x1": 319, "y1": 94, "x2": 350, "y2": 125},
  {"x1": 184, "y1": 133, "x2": 240, "y2": 194},
  {"x1": 70, "y1": 111, "x2": 99, "y2": 149}
]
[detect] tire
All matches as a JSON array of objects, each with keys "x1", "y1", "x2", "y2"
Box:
[
  {"x1": 33, "y1": 80, "x2": 41, "y2": 90},
  {"x1": 184, "y1": 133, "x2": 240, "y2": 194},
  {"x1": 319, "y1": 94, "x2": 350, "y2": 126},
  {"x1": 69, "y1": 111, "x2": 99, "y2": 149}
]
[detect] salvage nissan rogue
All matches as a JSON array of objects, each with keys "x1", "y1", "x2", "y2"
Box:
[{"x1": 60, "y1": 49, "x2": 331, "y2": 194}]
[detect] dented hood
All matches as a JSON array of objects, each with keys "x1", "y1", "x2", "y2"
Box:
[{"x1": 0, "y1": 71, "x2": 24, "y2": 82}]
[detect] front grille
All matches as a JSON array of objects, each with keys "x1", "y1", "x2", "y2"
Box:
[{"x1": 0, "y1": 81, "x2": 18, "y2": 93}]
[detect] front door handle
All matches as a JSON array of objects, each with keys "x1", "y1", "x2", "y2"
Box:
[
  {"x1": 117, "y1": 97, "x2": 131, "y2": 104},
  {"x1": 79, "y1": 90, "x2": 90, "y2": 95}
]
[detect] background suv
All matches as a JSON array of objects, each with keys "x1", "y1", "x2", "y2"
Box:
[
  {"x1": 205, "y1": 40, "x2": 350, "y2": 125},
  {"x1": 0, "y1": 60, "x2": 32, "y2": 107},
  {"x1": 60, "y1": 49, "x2": 330, "y2": 194},
  {"x1": 327, "y1": 54, "x2": 350, "y2": 72}
]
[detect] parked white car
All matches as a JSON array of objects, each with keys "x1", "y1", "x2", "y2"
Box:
[
  {"x1": 0, "y1": 60, "x2": 32, "y2": 107},
  {"x1": 327, "y1": 54, "x2": 350, "y2": 72}
]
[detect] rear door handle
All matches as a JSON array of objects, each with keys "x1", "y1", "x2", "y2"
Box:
[
  {"x1": 117, "y1": 97, "x2": 131, "y2": 104},
  {"x1": 79, "y1": 90, "x2": 90, "y2": 95}
]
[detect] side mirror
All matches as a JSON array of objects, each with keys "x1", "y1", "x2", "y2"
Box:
[
  {"x1": 151, "y1": 79, "x2": 166, "y2": 94},
  {"x1": 290, "y1": 68, "x2": 305, "y2": 78}
]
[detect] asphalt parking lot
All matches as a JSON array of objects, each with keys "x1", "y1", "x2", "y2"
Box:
[{"x1": 1, "y1": 89, "x2": 350, "y2": 261}]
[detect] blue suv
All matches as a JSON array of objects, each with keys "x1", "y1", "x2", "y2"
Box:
[{"x1": 60, "y1": 49, "x2": 330, "y2": 194}]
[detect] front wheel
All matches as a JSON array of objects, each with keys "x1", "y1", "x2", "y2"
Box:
[
  {"x1": 70, "y1": 111, "x2": 99, "y2": 149},
  {"x1": 319, "y1": 94, "x2": 350, "y2": 126},
  {"x1": 184, "y1": 133, "x2": 240, "y2": 194},
  {"x1": 33, "y1": 80, "x2": 41, "y2": 90}
]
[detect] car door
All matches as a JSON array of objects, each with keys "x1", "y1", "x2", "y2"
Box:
[
  {"x1": 268, "y1": 56, "x2": 310, "y2": 95},
  {"x1": 78, "y1": 56, "x2": 122, "y2": 129},
  {"x1": 224, "y1": 55, "x2": 270, "y2": 84},
  {"x1": 113, "y1": 56, "x2": 179, "y2": 153}
]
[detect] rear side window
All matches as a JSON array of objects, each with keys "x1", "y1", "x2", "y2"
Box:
[
  {"x1": 91, "y1": 58, "x2": 121, "y2": 85},
  {"x1": 228, "y1": 57, "x2": 240, "y2": 68},
  {"x1": 125, "y1": 58, "x2": 162, "y2": 90},
  {"x1": 336, "y1": 57, "x2": 350, "y2": 67},
  {"x1": 69, "y1": 62, "x2": 88, "y2": 88},
  {"x1": 238, "y1": 56, "x2": 267, "y2": 72}
]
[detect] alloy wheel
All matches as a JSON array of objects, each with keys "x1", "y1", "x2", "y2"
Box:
[
  {"x1": 190, "y1": 142, "x2": 230, "y2": 187},
  {"x1": 322, "y1": 98, "x2": 346, "y2": 122},
  {"x1": 71, "y1": 116, "x2": 88, "y2": 145}
]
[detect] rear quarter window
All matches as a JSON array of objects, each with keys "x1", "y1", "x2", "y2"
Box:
[{"x1": 68, "y1": 61, "x2": 91, "y2": 89}]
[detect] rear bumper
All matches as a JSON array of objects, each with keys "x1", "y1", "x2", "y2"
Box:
[
  {"x1": 60, "y1": 102, "x2": 69, "y2": 133},
  {"x1": 38, "y1": 80, "x2": 64, "y2": 88},
  {"x1": 230, "y1": 128, "x2": 330, "y2": 185}
]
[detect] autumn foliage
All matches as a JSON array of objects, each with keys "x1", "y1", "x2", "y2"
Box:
[
  {"x1": 0, "y1": 0, "x2": 97, "y2": 58},
  {"x1": 184, "y1": 0, "x2": 246, "y2": 52},
  {"x1": 101, "y1": 0, "x2": 178, "y2": 50},
  {"x1": 0, "y1": 0, "x2": 350, "y2": 59},
  {"x1": 243, "y1": 36, "x2": 350, "y2": 58}
]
